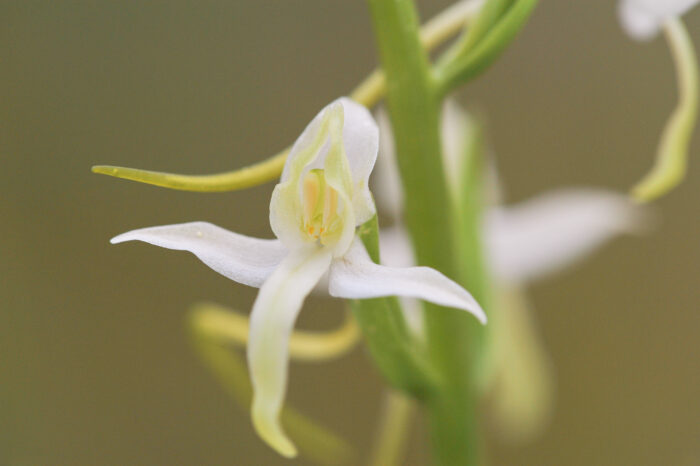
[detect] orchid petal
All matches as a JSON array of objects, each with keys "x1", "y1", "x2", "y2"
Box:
[
  {"x1": 110, "y1": 222, "x2": 286, "y2": 288},
  {"x1": 270, "y1": 103, "x2": 337, "y2": 249},
  {"x1": 322, "y1": 105, "x2": 359, "y2": 257},
  {"x1": 373, "y1": 108, "x2": 404, "y2": 221},
  {"x1": 378, "y1": 226, "x2": 415, "y2": 268},
  {"x1": 440, "y1": 98, "x2": 473, "y2": 194},
  {"x1": 248, "y1": 246, "x2": 333, "y2": 458},
  {"x1": 485, "y1": 189, "x2": 647, "y2": 283},
  {"x1": 337, "y1": 98, "x2": 379, "y2": 225},
  {"x1": 328, "y1": 238, "x2": 486, "y2": 324},
  {"x1": 279, "y1": 99, "x2": 378, "y2": 193},
  {"x1": 619, "y1": 0, "x2": 699, "y2": 40},
  {"x1": 375, "y1": 228, "x2": 427, "y2": 336}
]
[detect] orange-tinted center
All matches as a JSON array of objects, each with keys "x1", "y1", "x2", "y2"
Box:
[{"x1": 302, "y1": 169, "x2": 341, "y2": 245}]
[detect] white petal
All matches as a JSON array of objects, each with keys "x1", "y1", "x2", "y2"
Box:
[
  {"x1": 111, "y1": 222, "x2": 287, "y2": 288},
  {"x1": 372, "y1": 107, "x2": 404, "y2": 221},
  {"x1": 328, "y1": 238, "x2": 486, "y2": 324},
  {"x1": 248, "y1": 246, "x2": 333, "y2": 458},
  {"x1": 440, "y1": 98, "x2": 471, "y2": 194},
  {"x1": 280, "y1": 98, "x2": 377, "y2": 191},
  {"x1": 313, "y1": 225, "x2": 412, "y2": 295},
  {"x1": 378, "y1": 225, "x2": 415, "y2": 268},
  {"x1": 619, "y1": 0, "x2": 699, "y2": 40},
  {"x1": 270, "y1": 102, "x2": 340, "y2": 249},
  {"x1": 338, "y1": 98, "x2": 380, "y2": 225},
  {"x1": 377, "y1": 227, "x2": 426, "y2": 336},
  {"x1": 322, "y1": 110, "x2": 360, "y2": 257},
  {"x1": 486, "y1": 189, "x2": 647, "y2": 283},
  {"x1": 280, "y1": 101, "x2": 336, "y2": 184},
  {"x1": 398, "y1": 297, "x2": 426, "y2": 339}
]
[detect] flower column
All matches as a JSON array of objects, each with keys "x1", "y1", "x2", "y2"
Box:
[{"x1": 367, "y1": 0, "x2": 487, "y2": 464}]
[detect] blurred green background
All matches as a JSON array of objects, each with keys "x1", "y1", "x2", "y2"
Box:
[{"x1": 2, "y1": 1, "x2": 700, "y2": 464}]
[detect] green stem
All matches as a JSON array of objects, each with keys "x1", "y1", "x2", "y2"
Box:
[
  {"x1": 366, "y1": 0, "x2": 451, "y2": 272},
  {"x1": 366, "y1": 0, "x2": 483, "y2": 463}
]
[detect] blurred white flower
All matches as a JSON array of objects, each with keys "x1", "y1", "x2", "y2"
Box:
[
  {"x1": 619, "y1": 0, "x2": 699, "y2": 40},
  {"x1": 110, "y1": 98, "x2": 485, "y2": 457},
  {"x1": 374, "y1": 101, "x2": 646, "y2": 441},
  {"x1": 374, "y1": 103, "x2": 645, "y2": 288}
]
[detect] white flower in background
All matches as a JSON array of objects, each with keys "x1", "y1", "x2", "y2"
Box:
[
  {"x1": 379, "y1": 190, "x2": 644, "y2": 287},
  {"x1": 374, "y1": 101, "x2": 647, "y2": 441},
  {"x1": 619, "y1": 0, "x2": 699, "y2": 40},
  {"x1": 110, "y1": 98, "x2": 486, "y2": 457},
  {"x1": 375, "y1": 101, "x2": 646, "y2": 288}
]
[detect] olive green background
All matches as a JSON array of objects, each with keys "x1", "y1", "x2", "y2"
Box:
[{"x1": 2, "y1": 1, "x2": 699, "y2": 465}]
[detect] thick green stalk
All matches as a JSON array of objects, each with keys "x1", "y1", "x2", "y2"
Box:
[
  {"x1": 366, "y1": 0, "x2": 484, "y2": 464},
  {"x1": 366, "y1": 0, "x2": 452, "y2": 275}
]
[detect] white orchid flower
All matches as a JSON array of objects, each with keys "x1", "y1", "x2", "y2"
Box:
[
  {"x1": 619, "y1": 0, "x2": 699, "y2": 40},
  {"x1": 374, "y1": 101, "x2": 646, "y2": 441},
  {"x1": 110, "y1": 98, "x2": 486, "y2": 457}
]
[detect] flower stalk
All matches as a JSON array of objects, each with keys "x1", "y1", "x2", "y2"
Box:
[{"x1": 367, "y1": 0, "x2": 486, "y2": 463}]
